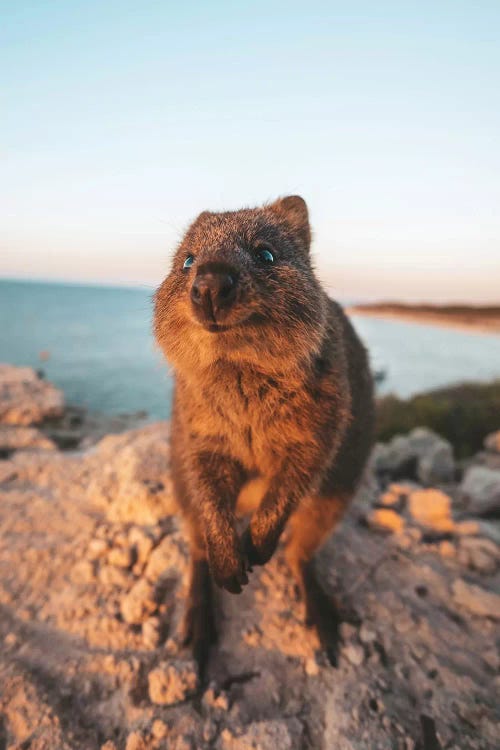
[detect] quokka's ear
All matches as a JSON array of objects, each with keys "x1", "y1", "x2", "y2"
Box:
[{"x1": 269, "y1": 195, "x2": 311, "y2": 252}]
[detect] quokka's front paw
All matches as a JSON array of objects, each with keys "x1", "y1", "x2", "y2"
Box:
[
  {"x1": 241, "y1": 526, "x2": 277, "y2": 568},
  {"x1": 207, "y1": 538, "x2": 249, "y2": 594}
]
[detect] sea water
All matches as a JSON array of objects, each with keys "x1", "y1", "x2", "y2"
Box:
[{"x1": 2, "y1": 279, "x2": 500, "y2": 419}]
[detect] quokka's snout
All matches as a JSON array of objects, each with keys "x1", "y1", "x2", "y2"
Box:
[{"x1": 190, "y1": 261, "x2": 240, "y2": 325}]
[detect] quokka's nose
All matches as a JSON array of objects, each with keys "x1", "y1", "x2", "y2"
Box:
[{"x1": 191, "y1": 268, "x2": 237, "y2": 315}]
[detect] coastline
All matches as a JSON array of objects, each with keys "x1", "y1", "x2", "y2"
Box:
[
  {"x1": 1, "y1": 363, "x2": 500, "y2": 748},
  {"x1": 348, "y1": 307, "x2": 500, "y2": 336}
]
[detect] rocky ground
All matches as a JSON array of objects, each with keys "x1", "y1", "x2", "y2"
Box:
[{"x1": 0, "y1": 365, "x2": 499, "y2": 750}]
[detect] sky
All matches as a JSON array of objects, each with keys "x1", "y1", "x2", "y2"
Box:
[{"x1": 1, "y1": 1, "x2": 499, "y2": 302}]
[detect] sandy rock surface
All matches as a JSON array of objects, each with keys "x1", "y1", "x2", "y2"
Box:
[
  {"x1": 0, "y1": 364, "x2": 64, "y2": 426},
  {"x1": 0, "y1": 368, "x2": 499, "y2": 749}
]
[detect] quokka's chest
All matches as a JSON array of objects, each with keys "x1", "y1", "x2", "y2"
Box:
[{"x1": 184, "y1": 367, "x2": 317, "y2": 472}]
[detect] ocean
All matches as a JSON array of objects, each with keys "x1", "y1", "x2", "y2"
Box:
[{"x1": 2, "y1": 279, "x2": 500, "y2": 419}]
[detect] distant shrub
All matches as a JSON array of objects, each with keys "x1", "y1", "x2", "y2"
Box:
[{"x1": 376, "y1": 380, "x2": 500, "y2": 458}]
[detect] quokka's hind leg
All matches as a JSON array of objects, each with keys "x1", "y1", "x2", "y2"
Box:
[
  {"x1": 285, "y1": 494, "x2": 351, "y2": 666},
  {"x1": 181, "y1": 519, "x2": 217, "y2": 682}
]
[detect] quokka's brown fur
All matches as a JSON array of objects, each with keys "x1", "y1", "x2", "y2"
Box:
[{"x1": 154, "y1": 196, "x2": 374, "y2": 674}]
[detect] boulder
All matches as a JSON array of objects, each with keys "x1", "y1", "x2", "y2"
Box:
[
  {"x1": 0, "y1": 425, "x2": 56, "y2": 453},
  {"x1": 86, "y1": 422, "x2": 175, "y2": 523},
  {"x1": 460, "y1": 466, "x2": 500, "y2": 517},
  {"x1": 371, "y1": 428, "x2": 454, "y2": 484},
  {"x1": 0, "y1": 364, "x2": 64, "y2": 425}
]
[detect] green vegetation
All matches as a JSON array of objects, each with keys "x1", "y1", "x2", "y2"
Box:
[{"x1": 376, "y1": 380, "x2": 500, "y2": 458}]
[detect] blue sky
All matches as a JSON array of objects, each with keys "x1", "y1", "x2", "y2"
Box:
[{"x1": 1, "y1": 1, "x2": 499, "y2": 301}]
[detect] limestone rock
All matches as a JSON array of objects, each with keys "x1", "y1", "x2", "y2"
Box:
[
  {"x1": 457, "y1": 537, "x2": 499, "y2": 574},
  {"x1": 0, "y1": 364, "x2": 64, "y2": 425},
  {"x1": 407, "y1": 488, "x2": 454, "y2": 531},
  {"x1": 86, "y1": 422, "x2": 176, "y2": 523},
  {"x1": 460, "y1": 466, "x2": 500, "y2": 517},
  {"x1": 452, "y1": 579, "x2": 500, "y2": 618},
  {"x1": 368, "y1": 508, "x2": 404, "y2": 533},
  {"x1": 120, "y1": 579, "x2": 157, "y2": 625},
  {"x1": 148, "y1": 660, "x2": 198, "y2": 705},
  {"x1": 371, "y1": 428, "x2": 454, "y2": 484},
  {"x1": 0, "y1": 425, "x2": 56, "y2": 453}
]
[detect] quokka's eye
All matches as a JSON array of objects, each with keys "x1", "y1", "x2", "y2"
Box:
[
  {"x1": 183, "y1": 255, "x2": 195, "y2": 270},
  {"x1": 255, "y1": 246, "x2": 274, "y2": 264}
]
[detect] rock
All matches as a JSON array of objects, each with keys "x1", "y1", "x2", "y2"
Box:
[
  {"x1": 477, "y1": 520, "x2": 500, "y2": 545},
  {"x1": 87, "y1": 538, "x2": 109, "y2": 560},
  {"x1": 371, "y1": 428, "x2": 454, "y2": 484},
  {"x1": 107, "y1": 546, "x2": 134, "y2": 568},
  {"x1": 460, "y1": 466, "x2": 500, "y2": 517},
  {"x1": 378, "y1": 482, "x2": 417, "y2": 508},
  {"x1": 151, "y1": 720, "x2": 169, "y2": 740},
  {"x1": 305, "y1": 657, "x2": 319, "y2": 675},
  {"x1": 0, "y1": 364, "x2": 65, "y2": 425},
  {"x1": 86, "y1": 422, "x2": 175, "y2": 524},
  {"x1": 407, "y1": 488, "x2": 454, "y2": 532},
  {"x1": 144, "y1": 533, "x2": 187, "y2": 582},
  {"x1": 457, "y1": 537, "x2": 499, "y2": 574},
  {"x1": 0, "y1": 425, "x2": 56, "y2": 453},
  {"x1": 451, "y1": 579, "x2": 500, "y2": 618},
  {"x1": 148, "y1": 660, "x2": 198, "y2": 705},
  {"x1": 219, "y1": 721, "x2": 293, "y2": 750},
  {"x1": 343, "y1": 642, "x2": 365, "y2": 666},
  {"x1": 438, "y1": 540, "x2": 456, "y2": 558},
  {"x1": 128, "y1": 527, "x2": 154, "y2": 567},
  {"x1": 359, "y1": 624, "x2": 377, "y2": 644},
  {"x1": 417, "y1": 440, "x2": 455, "y2": 485},
  {"x1": 142, "y1": 616, "x2": 163, "y2": 649},
  {"x1": 368, "y1": 508, "x2": 404, "y2": 533},
  {"x1": 203, "y1": 686, "x2": 229, "y2": 711},
  {"x1": 120, "y1": 579, "x2": 157, "y2": 625},
  {"x1": 125, "y1": 732, "x2": 147, "y2": 750},
  {"x1": 454, "y1": 520, "x2": 480, "y2": 536},
  {"x1": 484, "y1": 431, "x2": 500, "y2": 453},
  {"x1": 70, "y1": 560, "x2": 95, "y2": 584}
]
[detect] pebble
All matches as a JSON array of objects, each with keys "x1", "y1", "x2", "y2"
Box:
[
  {"x1": 305, "y1": 657, "x2": 319, "y2": 675},
  {"x1": 125, "y1": 732, "x2": 146, "y2": 750},
  {"x1": 457, "y1": 537, "x2": 499, "y2": 574},
  {"x1": 439, "y1": 540, "x2": 455, "y2": 558},
  {"x1": 203, "y1": 686, "x2": 229, "y2": 711},
  {"x1": 107, "y1": 546, "x2": 134, "y2": 568},
  {"x1": 142, "y1": 616, "x2": 163, "y2": 648},
  {"x1": 408, "y1": 488, "x2": 454, "y2": 532},
  {"x1": 70, "y1": 560, "x2": 94, "y2": 584},
  {"x1": 4, "y1": 632, "x2": 17, "y2": 648},
  {"x1": 148, "y1": 660, "x2": 198, "y2": 705},
  {"x1": 88, "y1": 538, "x2": 109, "y2": 560},
  {"x1": 359, "y1": 623, "x2": 377, "y2": 644},
  {"x1": 368, "y1": 508, "x2": 405, "y2": 533},
  {"x1": 344, "y1": 642, "x2": 365, "y2": 666},
  {"x1": 120, "y1": 579, "x2": 157, "y2": 625},
  {"x1": 151, "y1": 720, "x2": 169, "y2": 740}
]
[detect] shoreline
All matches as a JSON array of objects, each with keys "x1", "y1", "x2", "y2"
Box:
[{"x1": 348, "y1": 308, "x2": 500, "y2": 336}]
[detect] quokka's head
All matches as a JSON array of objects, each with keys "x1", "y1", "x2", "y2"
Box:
[{"x1": 154, "y1": 196, "x2": 327, "y2": 373}]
